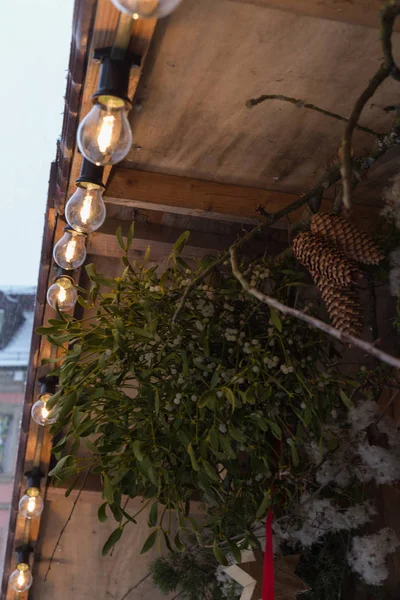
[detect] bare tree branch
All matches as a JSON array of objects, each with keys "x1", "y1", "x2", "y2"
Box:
[
  {"x1": 119, "y1": 573, "x2": 151, "y2": 600},
  {"x1": 246, "y1": 94, "x2": 380, "y2": 136},
  {"x1": 341, "y1": 1, "x2": 400, "y2": 209},
  {"x1": 230, "y1": 246, "x2": 400, "y2": 370},
  {"x1": 44, "y1": 470, "x2": 90, "y2": 582}
]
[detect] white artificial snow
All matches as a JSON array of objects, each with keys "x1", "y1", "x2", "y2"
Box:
[{"x1": 347, "y1": 528, "x2": 400, "y2": 586}]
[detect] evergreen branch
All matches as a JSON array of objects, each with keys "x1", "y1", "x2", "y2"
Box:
[{"x1": 246, "y1": 94, "x2": 380, "y2": 136}]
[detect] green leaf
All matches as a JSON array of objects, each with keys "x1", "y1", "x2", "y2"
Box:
[
  {"x1": 116, "y1": 226, "x2": 125, "y2": 251},
  {"x1": 148, "y1": 502, "x2": 158, "y2": 527},
  {"x1": 267, "y1": 421, "x2": 282, "y2": 440},
  {"x1": 98, "y1": 502, "x2": 108, "y2": 523},
  {"x1": 202, "y1": 460, "x2": 220, "y2": 482},
  {"x1": 175, "y1": 532, "x2": 185, "y2": 552},
  {"x1": 131, "y1": 326, "x2": 153, "y2": 339},
  {"x1": 213, "y1": 540, "x2": 228, "y2": 566},
  {"x1": 210, "y1": 369, "x2": 220, "y2": 389},
  {"x1": 102, "y1": 527, "x2": 123, "y2": 556},
  {"x1": 198, "y1": 391, "x2": 216, "y2": 409},
  {"x1": 209, "y1": 428, "x2": 219, "y2": 453},
  {"x1": 171, "y1": 231, "x2": 190, "y2": 258},
  {"x1": 228, "y1": 424, "x2": 246, "y2": 442},
  {"x1": 154, "y1": 389, "x2": 160, "y2": 416},
  {"x1": 269, "y1": 307, "x2": 282, "y2": 332},
  {"x1": 290, "y1": 442, "x2": 299, "y2": 467},
  {"x1": 187, "y1": 443, "x2": 200, "y2": 471},
  {"x1": 256, "y1": 492, "x2": 271, "y2": 519},
  {"x1": 228, "y1": 540, "x2": 242, "y2": 563},
  {"x1": 132, "y1": 440, "x2": 144, "y2": 461},
  {"x1": 127, "y1": 221, "x2": 135, "y2": 250},
  {"x1": 110, "y1": 503, "x2": 123, "y2": 523},
  {"x1": 48, "y1": 455, "x2": 72, "y2": 477},
  {"x1": 103, "y1": 473, "x2": 115, "y2": 504},
  {"x1": 83, "y1": 438, "x2": 100, "y2": 454},
  {"x1": 140, "y1": 530, "x2": 158, "y2": 554},
  {"x1": 339, "y1": 389, "x2": 354, "y2": 409},
  {"x1": 224, "y1": 388, "x2": 236, "y2": 412},
  {"x1": 163, "y1": 531, "x2": 174, "y2": 553},
  {"x1": 219, "y1": 434, "x2": 236, "y2": 459}
]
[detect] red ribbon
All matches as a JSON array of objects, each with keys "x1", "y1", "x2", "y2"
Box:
[{"x1": 262, "y1": 509, "x2": 274, "y2": 600}]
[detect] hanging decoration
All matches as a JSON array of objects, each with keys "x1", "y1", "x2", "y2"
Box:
[
  {"x1": 8, "y1": 546, "x2": 33, "y2": 593},
  {"x1": 47, "y1": 269, "x2": 78, "y2": 312},
  {"x1": 65, "y1": 159, "x2": 106, "y2": 233},
  {"x1": 77, "y1": 49, "x2": 140, "y2": 166},
  {"x1": 53, "y1": 227, "x2": 87, "y2": 270},
  {"x1": 110, "y1": 0, "x2": 184, "y2": 18},
  {"x1": 31, "y1": 376, "x2": 59, "y2": 427},
  {"x1": 18, "y1": 468, "x2": 44, "y2": 519}
]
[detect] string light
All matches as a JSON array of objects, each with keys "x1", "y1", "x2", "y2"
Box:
[
  {"x1": 18, "y1": 469, "x2": 44, "y2": 519},
  {"x1": 66, "y1": 159, "x2": 106, "y2": 233},
  {"x1": 31, "y1": 376, "x2": 58, "y2": 427},
  {"x1": 76, "y1": 50, "x2": 140, "y2": 166},
  {"x1": 9, "y1": 547, "x2": 33, "y2": 593},
  {"x1": 47, "y1": 270, "x2": 77, "y2": 312},
  {"x1": 53, "y1": 227, "x2": 87, "y2": 270},
  {"x1": 110, "y1": 0, "x2": 184, "y2": 18}
]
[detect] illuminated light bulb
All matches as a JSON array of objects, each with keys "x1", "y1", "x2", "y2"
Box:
[
  {"x1": 77, "y1": 96, "x2": 132, "y2": 166},
  {"x1": 19, "y1": 488, "x2": 44, "y2": 519},
  {"x1": 9, "y1": 564, "x2": 33, "y2": 593},
  {"x1": 31, "y1": 393, "x2": 57, "y2": 426},
  {"x1": 66, "y1": 185, "x2": 106, "y2": 233},
  {"x1": 110, "y1": 0, "x2": 184, "y2": 18},
  {"x1": 53, "y1": 228, "x2": 87, "y2": 270},
  {"x1": 47, "y1": 276, "x2": 77, "y2": 312}
]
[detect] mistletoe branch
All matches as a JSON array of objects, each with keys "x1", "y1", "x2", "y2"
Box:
[
  {"x1": 341, "y1": 1, "x2": 400, "y2": 209},
  {"x1": 229, "y1": 246, "x2": 400, "y2": 370},
  {"x1": 246, "y1": 94, "x2": 380, "y2": 136}
]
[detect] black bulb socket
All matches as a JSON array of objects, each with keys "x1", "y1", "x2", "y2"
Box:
[
  {"x1": 75, "y1": 159, "x2": 105, "y2": 190},
  {"x1": 91, "y1": 47, "x2": 141, "y2": 107},
  {"x1": 24, "y1": 467, "x2": 44, "y2": 491},
  {"x1": 38, "y1": 376, "x2": 58, "y2": 397},
  {"x1": 16, "y1": 545, "x2": 33, "y2": 567}
]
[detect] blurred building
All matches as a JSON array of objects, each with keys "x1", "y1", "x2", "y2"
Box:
[{"x1": 0, "y1": 288, "x2": 35, "y2": 571}]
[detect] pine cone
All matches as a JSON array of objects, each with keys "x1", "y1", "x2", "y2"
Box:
[
  {"x1": 311, "y1": 213, "x2": 384, "y2": 265},
  {"x1": 292, "y1": 232, "x2": 359, "y2": 287},
  {"x1": 316, "y1": 278, "x2": 363, "y2": 337}
]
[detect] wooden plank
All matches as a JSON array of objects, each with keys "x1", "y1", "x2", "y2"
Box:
[
  {"x1": 105, "y1": 168, "x2": 320, "y2": 225},
  {"x1": 226, "y1": 0, "x2": 397, "y2": 31},
  {"x1": 64, "y1": 0, "x2": 156, "y2": 209}
]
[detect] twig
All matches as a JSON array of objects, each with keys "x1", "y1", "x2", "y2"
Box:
[
  {"x1": 374, "y1": 391, "x2": 399, "y2": 426},
  {"x1": 341, "y1": 66, "x2": 390, "y2": 209},
  {"x1": 341, "y1": 1, "x2": 400, "y2": 209},
  {"x1": 246, "y1": 94, "x2": 380, "y2": 136},
  {"x1": 230, "y1": 247, "x2": 400, "y2": 370},
  {"x1": 119, "y1": 573, "x2": 151, "y2": 600},
  {"x1": 44, "y1": 469, "x2": 90, "y2": 582}
]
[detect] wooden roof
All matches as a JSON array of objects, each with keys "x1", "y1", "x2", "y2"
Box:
[{"x1": 5, "y1": 1, "x2": 400, "y2": 599}]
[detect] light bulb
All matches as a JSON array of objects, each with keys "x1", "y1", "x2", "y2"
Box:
[
  {"x1": 53, "y1": 228, "x2": 86, "y2": 270},
  {"x1": 9, "y1": 564, "x2": 33, "y2": 593},
  {"x1": 19, "y1": 488, "x2": 44, "y2": 519},
  {"x1": 110, "y1": 0, "x2": 183, "y2": 18},
  {"x1": 47, "y1": 276, "x2": 77, "y2": 312},
  {"x1": 77, "y1": 96, "x2": 132, "y2": 166},
  {"x1": 66, "y1": 185, "x2": 106, "y2": 233},
  {"x1": 31, "y1": 393, "x2": 57, "y2": 426}
]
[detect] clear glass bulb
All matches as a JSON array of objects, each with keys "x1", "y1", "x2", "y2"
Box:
[
  {"x1": 19, "y1": 488, "x2": 44, "y2": 519},
  {"x1": 77, "y1": 96, "x2": 132, "y2": 166},
  {"x1": 9, "y1": 564, "x2": 33, "y2": 593},
  {"x1": 53, "y1": 229, "x2": 86, "y2": 270},
  {"x1": 66, "y1": 185, "x2": 106, "y2": 233},
  {"x1": 31, "y1": 393, "x2": 57, "y2": 426},
  {"x1": 47, "y1": 277, "x2": 77, "y2": 312},
  {"x1": 111, "y1": 0, "x2": 183, "y2": 18}
]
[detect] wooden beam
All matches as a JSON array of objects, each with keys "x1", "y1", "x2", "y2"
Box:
[
  {"x1": 105, "y1": 168, "x2": 317, "y2": 226},
  {"x1": 226, "y1": 0, "x2": 399, "y2": 31}
]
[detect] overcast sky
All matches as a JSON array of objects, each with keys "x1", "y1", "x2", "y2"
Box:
[{"x1": 0, "y1": 0, "x2": 74, "y2": 287}]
